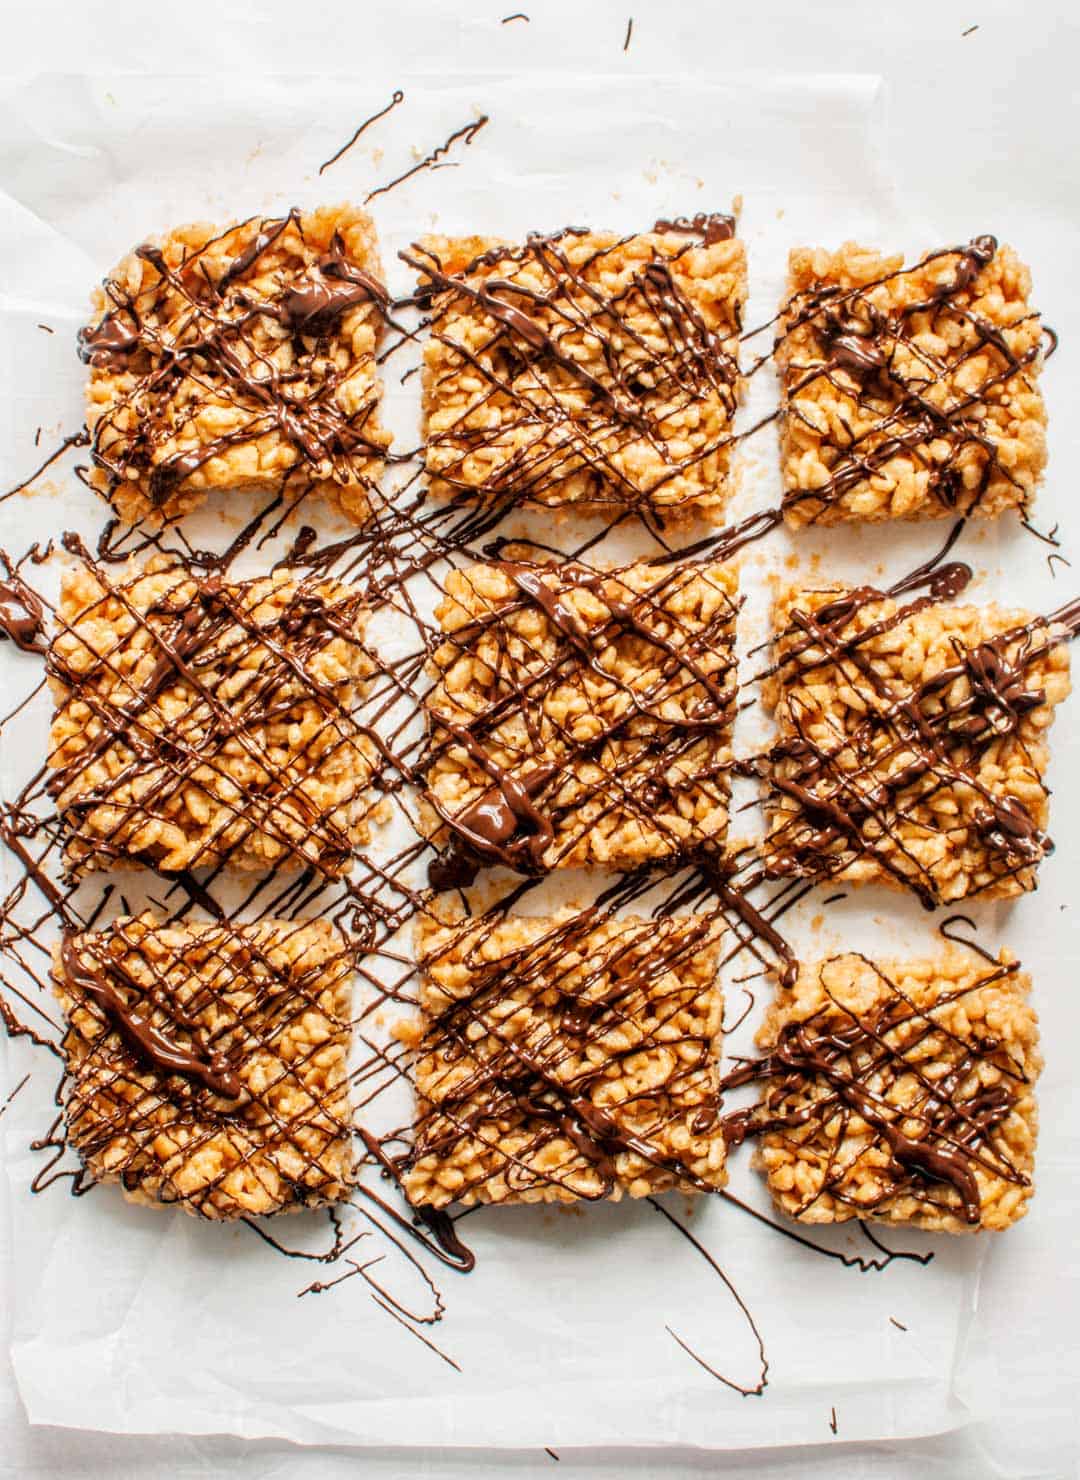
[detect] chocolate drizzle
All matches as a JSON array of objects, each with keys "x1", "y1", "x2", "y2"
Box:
[
  {"x1": 77, "y1": 311, "x2": 139, "y2": 370},
  {"x1": 0, "y1": 574, "x2": 47, "y2": 654},
  {"x1": 43, "y1": 539, "x2": 380, "y2": 882},
  {"x1": 365, "y1": 115, "x2": 489, "y2": 205},
  {"x1": 60, "y1": 936, "x2": 243, "y2": 1099},
  {"x1": 0, "y1": 210, "x2": 1073, "y2": 1394},
  {"x1": 318, "y1": 89, "x2": 406, "y2": 176},
  {"x1": 402, "y1": 906, "x2": 727, "y2": 1204},
  {"x1": 653, "y1": 212, "x2": 736, "y2": 245}
]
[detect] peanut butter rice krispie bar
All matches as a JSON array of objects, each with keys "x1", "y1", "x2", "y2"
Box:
[
  {"x1": 408, "y1": 219, "x2": 747, "y2": 524},
  {"x1": 53, "y1": 912, "x2": 354, "y2": 1219},
  {"x1": 777, "y1": 237, "x2": 1048, "y2": 527},
  {"x1": 79, "y1": 205, "x2": 391, "y2": 526},
  {"x1": 750, "y1": 950, "x2": 1041, "y2": 1233},
  {"x1": 421, "y1": 555, "x2": 740, "y2": 882},
  {"x1": 47, "y1": 553, "x2": 377, "y2": 877},
  {"x1": 401, "y1": 907, "x2": 727, "y2": 1208},
  {"x1": 762, "y1": 583, "x2": 1071, "y2": 904}
]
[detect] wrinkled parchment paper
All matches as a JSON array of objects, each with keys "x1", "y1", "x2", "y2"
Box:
[{"x1": 1, "y1": 70, "x2": 1071, "y2": 1451}]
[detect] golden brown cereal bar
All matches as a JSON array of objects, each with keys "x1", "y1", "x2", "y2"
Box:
[
  {"x1": 421, "y1": 554, "x2": 739, "y2": 882},
  {"x1": 762, "y1": 583, "x2": 1071, "y2": 903},
  {"x1": 410, "y1": 221, "x2": 747, "y2": 524},
  {"x1": 749, "y1": 950, "x2": 1041, "y2": 1233},
  {"x1": 402, "y1": 907, "x2": 727, "y2": 1208},
  {"x1": 47, "y1": 552, "x2": 377, "y2": 877},
  {"x1": 53, "y1": 912, "x2": 354, "y2": 1219},
  {"x1": 777, "y1": 238, "x2": 1047, "y2": 526},
  {"x1": 79, "y1": 205, "x2": 391, "y2": 525}
]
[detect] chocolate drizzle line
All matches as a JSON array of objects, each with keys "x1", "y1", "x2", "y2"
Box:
[
  {"x1": 650, "y1": 1197, "x2": 768, "y2": 1397},
  {"x1": 42, "y1": 539, "x2": 384, "y2": 887},
  {"x1": 0, "y1": 1071, "x2": 31, "y2": 1121},
  {"x1": 60, "y1": 935, "x2": 243, "y2": 1099},
  {"x1": 0, "y1": 429, "x2": 89, "y2": 506},
  {"x1": 364, "y1": 115, "x2": 489, "y2": 205},
  {"x1": 401, "y1": 906, "x2": 727, "y2": 1204},
  {"x1": 776, "y1": 236, "x2": 1046, "y2": 523},
  {"x1": 318, "y1": 89, "x2": 406, "y2": 175},
  {"x1": 0, "y1": 566, "x2": 47, "y2": 654},
  {"x1": 718, "y1": 1189, "x2": 933, "y2": 1273}
]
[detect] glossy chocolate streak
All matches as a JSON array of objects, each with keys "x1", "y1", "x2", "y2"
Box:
[
  {"x1": 80, "y1": 212, "x2": 390, "y2": 509},
  {"x1": 60, "y1": 937, "x2": 243, "y2": 1098},
  {"x1": 0, "y1": 575, "x2": 47, "y2": 654},
  {"x1": 358, "y1": 1127, "x2": 476, "y2": 1271},
  {"x1": 653, "y1": 212, "x2": 736, "y2": 245},
  {"x1": 776, "y1": 235, "x2": 1045, "y2": 521},
  {"x1": 711, "y1": 877, "x2": 797, "y2": 988},
  {"x1": 721, "y1": 956, "x2": 1028, "y2": 1224}
]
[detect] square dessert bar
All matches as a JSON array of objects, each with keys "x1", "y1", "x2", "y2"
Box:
[
  {"x1": 410, "y1": 219, "x2": 747, "y2": 524},
  {"x1": 47, "y1": 553, "x2": 377, "y2": 877},
  {"x1": 422, "y1": 555, "x2": 739, "y2": 879},
  {"x1": 752, "y1": 950, "x2": 1041, "y2": 1233},
  {"x1": 79, "y1": 205, "x2": 391, "y2": 526},
  {"x1": 777, "y1": 237, "x2": 1048, "y2": 527},
  {"x1": 53, "y1": 912, "x2": 354, "y2": 1219},
  {"x1": 402, "y1": 908, "x2": 727, "y2": 1207},
  {"x1": 763, "y1": 584, "x2": 1071, "y2": 903}
]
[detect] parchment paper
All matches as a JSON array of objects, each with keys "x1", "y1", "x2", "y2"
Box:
[{"x1": 0, "y1": 69, "x2": 1068, "y2": 1452}]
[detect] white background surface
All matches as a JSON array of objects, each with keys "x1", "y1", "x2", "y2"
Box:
[{"x1": 1, "y1": 1, "x2": 1078, "y2": 1476}]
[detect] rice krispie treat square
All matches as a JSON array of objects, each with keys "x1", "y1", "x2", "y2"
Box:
[
  {"x1": 422, "y1": 555, "x2": 740, "y2": 881},
  {"x1": 53, "y1": 912, "x2": 354, "y2": 1219},
  {"x1": 762, "y1": 583, "x2": 1071, "y2": 903},
  {"x1": 409, "y1": 221, "x2": 747, "y2": 524},
  {"x1": 47, "y1": 553, "x2": 377, "y2": 877},
  {"x1": 751, "y1": 950, "x2": 1041, "y2": 1232},
  {"x1": 402, "y1": 908, "x2": 727, "y2": 1207},
  {"x1": 777, "y1": 237, "x2": 1048, "y2": 527},
  {"x1": 79, "y1": 205, "x2": 391, "y2": 526}
]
